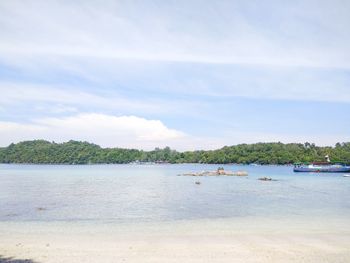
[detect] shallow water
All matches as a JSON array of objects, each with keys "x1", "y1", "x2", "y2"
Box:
[{"x1": 0, "y1": 164, "x2": 349, "y2": 223}]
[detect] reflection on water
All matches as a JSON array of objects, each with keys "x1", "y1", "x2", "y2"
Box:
[{"x1": 0, "y1": 164, "x2": 349, "y2": 222}]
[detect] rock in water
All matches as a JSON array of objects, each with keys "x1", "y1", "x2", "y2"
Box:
[{"x1": 258, "y1": 177, "x2": 277, "y2": 181}]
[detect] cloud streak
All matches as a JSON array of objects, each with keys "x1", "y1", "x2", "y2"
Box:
[
  {"x1": 0, "y1": 82, "x2": 205, "y2": 117},
  {"x1": 0, "y1": 0, "x2": 349, "y2": 68}
]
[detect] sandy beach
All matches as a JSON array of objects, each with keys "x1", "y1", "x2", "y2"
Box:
[{"x1": 1, "y1": 217, "x2": 349, "y2": 263}]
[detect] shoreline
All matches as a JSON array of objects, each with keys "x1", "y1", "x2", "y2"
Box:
[
  {"x1": 0, "y1": 163, "x2": 292, "y2": 165},
  {"x1": 1, "y1": 216, "x2": 349, "y2": 263}
]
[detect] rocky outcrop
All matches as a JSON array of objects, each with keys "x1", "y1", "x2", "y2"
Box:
[{"x1": 181, "y1": 168, "x2": 248, "y2": 177}]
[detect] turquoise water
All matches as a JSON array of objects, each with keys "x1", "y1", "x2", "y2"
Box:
[{"x1": 0, "y1": 164, "x2": 349, "y2": 222}]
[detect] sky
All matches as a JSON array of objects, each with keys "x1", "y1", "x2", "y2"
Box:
[{"x1": 0, "y1": 0, "x2": 349, "y2": 150}]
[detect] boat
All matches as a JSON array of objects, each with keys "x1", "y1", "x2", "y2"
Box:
[
  {"x1": 293, "y1": 163, "x2": 350, "y2": 173},
  {"x1": 294, "y1": 155, "x2": 350, "y2": 173}
]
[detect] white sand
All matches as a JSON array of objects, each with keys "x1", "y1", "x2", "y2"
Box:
[{"x1": 1, "y1": 217, "x2": 350, "y2": 263}]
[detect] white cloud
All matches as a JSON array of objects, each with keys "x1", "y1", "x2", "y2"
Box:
[{"x1": 0, "y1": 113, "x2": 186, "y2": 149}]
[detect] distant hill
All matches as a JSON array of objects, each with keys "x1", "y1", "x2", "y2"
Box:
[{"x1": 0, "y1": 140, "x2": 349, "y2": 165}]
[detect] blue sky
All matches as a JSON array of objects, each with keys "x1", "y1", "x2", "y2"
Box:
[{"x1": 0, "y1": 0, "x2": 349, "y2": 150}]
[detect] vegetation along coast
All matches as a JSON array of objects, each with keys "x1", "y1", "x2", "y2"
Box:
[{"x1": 1, "y1": 140, "x2": 349, "y2": 165}]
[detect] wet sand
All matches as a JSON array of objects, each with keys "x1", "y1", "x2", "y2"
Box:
[{"x1": 1, "y1": 217, "x2": 349, "y2": 263}]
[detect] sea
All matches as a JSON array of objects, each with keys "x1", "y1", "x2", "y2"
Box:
[{"x1": 1, "y1": 164, "x2": 349, "y2": 223}]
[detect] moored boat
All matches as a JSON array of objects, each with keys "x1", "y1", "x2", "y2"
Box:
[
  {"x1": 294, "y1": 155, "x2": 350, "y2": 173},
  {"x1": 293, "y1": 163, "x2": 350, "y2": 173}
]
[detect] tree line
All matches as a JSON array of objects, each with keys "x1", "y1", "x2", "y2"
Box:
[{"x1": 0, "y1": 140, "x2": 349, "y2": 165}]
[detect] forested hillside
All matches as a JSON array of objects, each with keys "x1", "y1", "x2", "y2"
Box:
[{"x1": 0, "y1": 140, "x2": 349, "y2": 165}]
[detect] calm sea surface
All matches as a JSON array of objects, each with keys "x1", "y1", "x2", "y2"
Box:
[{"x1": 0, "y1": 164, "x2": 349, "y2": 223}]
